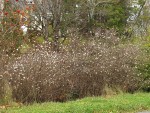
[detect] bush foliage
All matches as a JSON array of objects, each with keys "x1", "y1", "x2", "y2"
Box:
[{"x1": 0, "y1": 36, "x2": 145, "y2": 103}]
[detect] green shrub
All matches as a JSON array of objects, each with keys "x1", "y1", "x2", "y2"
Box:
[{"x1": 136, "y1": 44, "x2": 150, "y2": 92}]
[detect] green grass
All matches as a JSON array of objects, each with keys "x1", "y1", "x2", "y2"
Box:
[{"x1": 0, "y1": 93, "x2": 150, "y2": 113}]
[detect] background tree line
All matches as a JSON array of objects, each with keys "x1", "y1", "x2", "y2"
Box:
[{"x1": 0, "y1": 0, "x2": 150, "y2": 52}]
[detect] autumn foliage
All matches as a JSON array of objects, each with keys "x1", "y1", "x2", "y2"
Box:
[{"x1": 0, "y1": 0, "x2": 32, "y2": 55}]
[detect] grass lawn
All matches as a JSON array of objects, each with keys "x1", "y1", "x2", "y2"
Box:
[{"x1": 0, "y1": 93, "x2": 150, "y2": 113}]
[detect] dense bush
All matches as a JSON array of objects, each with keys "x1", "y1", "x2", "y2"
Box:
[
  {"x1": 136, "y1": 44, "x2": 150, "y2": 92},
  {"x1": 0, "y1": 36, "x2": 143, "y2": 103}
]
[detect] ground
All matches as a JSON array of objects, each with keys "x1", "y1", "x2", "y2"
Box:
[{"x1": 0, "y1": 93, "x2": 150, "y2": 113}]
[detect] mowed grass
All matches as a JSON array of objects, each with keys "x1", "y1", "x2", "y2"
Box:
[{"x1": 0, "y1": 93, "x2": 150, "y2": 113}]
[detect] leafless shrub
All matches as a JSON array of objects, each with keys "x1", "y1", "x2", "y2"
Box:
[
  {"x1": 0, "y1": 51, "x2": 12, "y2": 105},
  {"x1": 0, "y1": 37, "x2": 142, "y2": 103}
]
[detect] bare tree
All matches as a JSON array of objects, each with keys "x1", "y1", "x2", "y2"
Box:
[
  {"x1": 128, "y1": 0, "x2": 150, "y2": 37},
  {"x1": 0, "y1": 0, "x2": 4, "y2": 30},
  {"x1": 29, "y1": 0, "x2": 63, "y2": 51}
]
